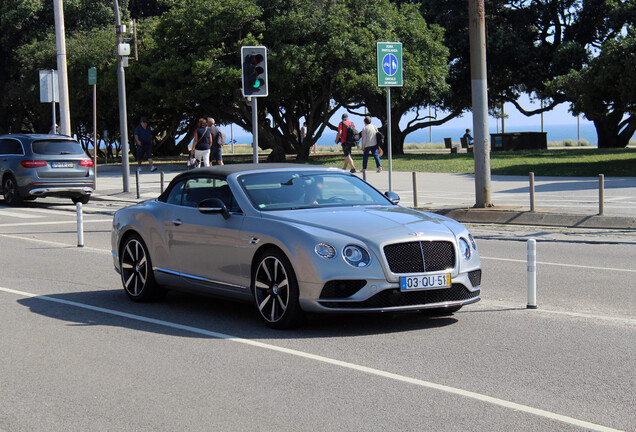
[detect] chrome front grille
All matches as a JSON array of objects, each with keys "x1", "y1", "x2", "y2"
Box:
[{"x1": 383, "y1": 241, "x2": 455, "y2": 274}]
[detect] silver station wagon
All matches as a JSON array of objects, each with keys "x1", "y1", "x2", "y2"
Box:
[
  {"x1": 0, "y1": 134, "x2": 95, "y2": 205},
  {"x1": 111, "y1": 164, "x2": 482, "y2": 328}
]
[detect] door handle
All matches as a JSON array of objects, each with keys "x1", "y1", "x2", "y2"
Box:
[{"x1": 171, "y1": 219, "x2": 182, "y2": 226}]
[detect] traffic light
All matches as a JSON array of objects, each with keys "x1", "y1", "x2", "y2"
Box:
[{"x1": 241, "y1": 46, "x2": 268, "y2": 97}]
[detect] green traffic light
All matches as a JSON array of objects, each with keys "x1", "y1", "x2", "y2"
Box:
[{"x1": 253, "y1": 79, "x2": 261, "y2": 89}]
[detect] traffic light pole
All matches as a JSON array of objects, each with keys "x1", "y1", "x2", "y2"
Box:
[
  {"x1": 113, "y1": 0, "x2": 130, "y2": 192},
  {"x1": 252, "y1": 97, "x2": 258, "y2": 163}
]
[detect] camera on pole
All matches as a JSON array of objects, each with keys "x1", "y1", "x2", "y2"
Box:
[{"x1": 241, "y1": 46, "x2": 268, "y2": 97}]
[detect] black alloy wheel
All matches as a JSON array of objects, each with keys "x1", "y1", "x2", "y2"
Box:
[
  {"x1": 120, "y1": 234, "x2": 162, "y2": 301},
  {"x1": 253, "y1": 250, "x2": 304, "y2": 329},
  {"x1": 3, "y1": 176, "x2": 22, "y2": 206}
]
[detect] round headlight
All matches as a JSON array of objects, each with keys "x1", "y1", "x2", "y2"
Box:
[
  {"x1": 343, "y1": 245, "x2": 371, "y2": 267},
  {"x1": 468, "y1": 234, "x2": 477, "y2": 250},
  {"x1": 459, "y1": 238, "x2": 471, "y2": 260},
  {"x1": 315, "y1": 242, "x2": 336, "y2": 259}
]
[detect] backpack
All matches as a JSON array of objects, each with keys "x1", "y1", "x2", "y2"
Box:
[
  {"x1": 343, "y1": 122, "x2": 360, "y2": 145},
  {"x1": 217, "y1": 130, "x2": 226, "y2": 146},
  {"x1": 376, "y1": 131, "x2": 385, "y2": 147}
]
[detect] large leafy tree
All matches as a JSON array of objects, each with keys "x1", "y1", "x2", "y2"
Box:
[
  {"x1": 546, "y1": 0, "x2": 636, "y2": 148},
  {"x1": 332, "y1": 0, "x2": 449, "y2": 154}
]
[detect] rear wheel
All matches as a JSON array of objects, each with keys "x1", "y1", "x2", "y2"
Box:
[
  {"x1": 3, "y1": 175, "x2": 22, "y2": 206},
  {"x1": 120, "y1": 234, "x2": 162, "y2": 302},
  {"x1": 252, "y1": 249, "x2": 304, "y2": 329}
]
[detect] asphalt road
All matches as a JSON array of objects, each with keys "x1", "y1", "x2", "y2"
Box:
[{"x1": 0, "y1": 200, "x2": 634, "y2": 431}]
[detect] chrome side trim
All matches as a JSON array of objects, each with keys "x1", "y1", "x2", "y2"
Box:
[{"x1": 155, "y1": 267, "x2": 247, "y2": 290}]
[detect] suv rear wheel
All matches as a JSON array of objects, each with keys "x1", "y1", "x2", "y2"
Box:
[{"x1": 3, "y1": 176, "x2": 22, "y2": 206}]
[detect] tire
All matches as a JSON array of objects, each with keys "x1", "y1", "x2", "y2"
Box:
[
  {"x1": 119, "y1": 233, "x2": 163, "y2": 302},
  {"x1": 420, "y1": 305, "x2": 462, "y2": 317},
  {"x1": 72, "y1": 195, "x2": 90, "y2": 205},
  {"x1": 3, "y1": 175, "x2": 22, "y2": 206},
  {"x1": 252, "y1": 249, "x2": 304, "y2": 329}
]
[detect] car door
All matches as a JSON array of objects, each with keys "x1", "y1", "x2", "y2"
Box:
[
  {"x1": 169, "y1": 176, "x2": 251, "y2": 297},
  {"x1": 0, "y1": 138, "x2": 24, "y2": 183}
]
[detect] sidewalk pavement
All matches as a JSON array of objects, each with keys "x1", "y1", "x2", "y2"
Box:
[{"x1": 92, "y1": 164, "x2": 636, "y2": 230}]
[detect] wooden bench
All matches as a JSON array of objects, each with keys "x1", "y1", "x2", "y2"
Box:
[
  {"x1": 444, "y1": 137, "x2": 459, "y2": 154},
  {"x1": 460, "y1": 137, "x2": 474, "y2": 153}
]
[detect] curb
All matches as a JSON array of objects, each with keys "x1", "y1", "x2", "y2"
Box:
[{"x1": 434, "y1": 208, "x2": 636, "y2": 230}]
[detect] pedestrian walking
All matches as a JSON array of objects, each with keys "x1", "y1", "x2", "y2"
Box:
[
  {"x1": 134, "y1": 116, "x2": 157, "y2": 172},
  {"x1": 360, "y1": 117, "x2": 382, "y2": 173},
  {"x1": 190, "y1": 118, "x2": 212, "y2": 167},
  {"x1": 207, "y1": 117, "x2": 224, "y2": 166},
  {"x1": 334, "y1": 113, "x2": 357, "y2": 173}
]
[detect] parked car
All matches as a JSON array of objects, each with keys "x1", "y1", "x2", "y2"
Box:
[
  {"x1": 0, "y1": 134, "x2": 95, "y2": 205},
  {"x1": 111, "y1": 164, "x2": 482, "y2": 328}
]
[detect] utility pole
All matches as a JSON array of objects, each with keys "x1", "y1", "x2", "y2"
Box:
[
  {"x1": 53, "y1": 0, "x2": 71, "y2": 136},
  {"x1": 113, "y1": 0, "x2": 130, "y2": 192},
  {"x1": 468, "y1": 0, "x2": 492, "y2": 207}
]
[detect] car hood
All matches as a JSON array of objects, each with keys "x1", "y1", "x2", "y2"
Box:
[{"x1": 267, "y1": 206, "x2": 457, "y2": 244}]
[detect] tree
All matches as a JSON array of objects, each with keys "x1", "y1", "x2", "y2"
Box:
[{"x1": 547, "y1": 35, "x2": 636, "y2": 148}]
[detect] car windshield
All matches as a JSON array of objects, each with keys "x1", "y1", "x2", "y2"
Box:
[
  {"x1": 239, "y1": 171, "x2": 393, "y2": 210},
  {"x1": 31, "y1": 140, "x2": 85, "y2": 155}
]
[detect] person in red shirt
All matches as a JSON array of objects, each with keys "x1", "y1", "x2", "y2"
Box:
[{"x1": 334, "y1": 113, "x2": 357, "y2": 173}]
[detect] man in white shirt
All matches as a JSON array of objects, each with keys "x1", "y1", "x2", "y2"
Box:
[{"x1": 360, "y1": 117, "x2": 382, "y2": 173}]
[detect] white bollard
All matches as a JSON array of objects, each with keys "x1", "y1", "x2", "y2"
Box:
[
  {"x1": 135, "y1": 170, "x2": 140, "y2": 199},
  {"x1": 527, "y1": 239, "x2": 537, "y2": 308},
  {"x1": 160, "y1": 171, "x2": 165, "y2": 193},
  {"x1": 76, "y1": 202, "x2": 84, "y2": 248}
]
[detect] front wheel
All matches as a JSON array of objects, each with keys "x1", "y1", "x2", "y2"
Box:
[
  {"x1": 252, "y1": 249, "x2": 304, "y2": 329},
  {"x1": 120, "y1": 234, "x2": 163, "y2": 302},
  {"x1": 3, "y1": 176, "x2": 22, "y2": 206}
]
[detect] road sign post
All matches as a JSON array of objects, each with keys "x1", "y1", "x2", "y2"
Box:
[{"x1": 377, "y1": 42, "x2": 403, "y2": 191}]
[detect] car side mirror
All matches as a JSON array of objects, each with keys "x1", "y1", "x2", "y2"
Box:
[
  {"x1": 384, "y1": 191, "x2": 400, "y2": 204},
  {"x1": 198, "y1": 198, "x2": 230, "y2": 219}
]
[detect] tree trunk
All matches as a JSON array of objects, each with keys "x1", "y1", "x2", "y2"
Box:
[{"x1": 594, "y1": 113, "x2": 635, "y2": 148}]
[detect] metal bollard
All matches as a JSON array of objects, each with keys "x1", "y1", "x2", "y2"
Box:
[
  {"x1": 160, "y1": 171, "x2": 165, "y2": 193},
  {"x1": 598, "y1": 174, "x2": 604, "y2": 215},
  {"x1": 135, "y1": 170, "x2": 140, "y2": 199},
  {"x1": 412, "y1": 172, "x2": 418, "y2": 208},
  {"x1": 362, "y1": 170, "x2": 367, "y2": 182},
  {"x1": 529, "y1": 172, "x2": 535, "y2": 212},
  {"x1": 527, "y1": 239, "x2": 537, "y2": 309},
  {"x1": 76, "y1": 202, "x2": 84, "y2": 248}
]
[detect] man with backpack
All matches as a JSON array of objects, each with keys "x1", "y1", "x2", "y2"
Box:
[
  {"x1": 334, "y1": 113, "x2": 358, "y2": 173},
  {"x1": 207, "y1": 117, "x2": 224, "y2": 166}
]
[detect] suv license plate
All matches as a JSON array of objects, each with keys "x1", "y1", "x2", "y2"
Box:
[
  {"x1": 400, "y1": 273, "x2": 451, "y2": 291},
  {"x1": 51, "y1": 162, "x2": 74, "y2": 168}
]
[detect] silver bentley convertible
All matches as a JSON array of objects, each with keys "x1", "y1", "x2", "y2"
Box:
[{"x1": 111, "y1": 164, "x2": 482, "y2": 328}]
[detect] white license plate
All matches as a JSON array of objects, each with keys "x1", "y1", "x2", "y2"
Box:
[
  {"x1": 51, "y1": 162, "x2": 74, "y2": 168},
  {"x1": 400, "y1": 273, "x2": 451, "y2": 291}
]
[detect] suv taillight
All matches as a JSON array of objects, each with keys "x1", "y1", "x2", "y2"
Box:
[
  {"x1": 21, "y1": 160, "x2": 47, "y2": 168},
  {"x1": 78, "y1": 159, "x2": 94, "y2": 167}
]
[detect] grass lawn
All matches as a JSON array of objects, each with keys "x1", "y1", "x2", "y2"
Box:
[{"x1": 303, "y1": 148, "x2": 636, "y2": 177}]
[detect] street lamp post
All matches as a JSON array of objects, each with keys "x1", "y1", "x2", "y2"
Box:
[
  {"x1": 53, "y1": 0, "x2": 71, "y2": 136},
  {"x1": 113, "y1": 0, "x2": 130, "y2": 192}
]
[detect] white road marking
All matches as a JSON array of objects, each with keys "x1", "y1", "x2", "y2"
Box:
[
  {"x1": 0, "y1": 232, "x2": 111, "y2": 254},
  {"x1": 0, "y1": 218, "x2": 111, "y2": 228},
  {"x1": 0, "y1": 285, "x2": 625, "y2": 432},
  {"x1": 481, "y1": 256, "x2": 636, "y2": 273},
  {"x1": 0, "y1": 210, "x2": 42, "y2": 218}
]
